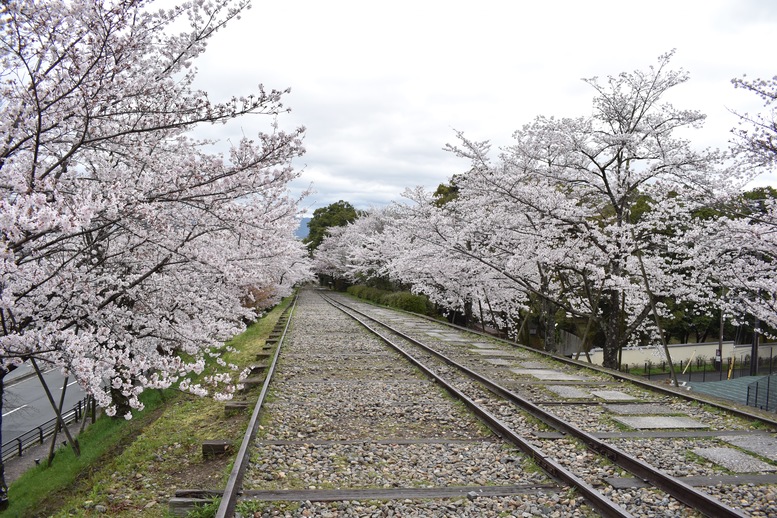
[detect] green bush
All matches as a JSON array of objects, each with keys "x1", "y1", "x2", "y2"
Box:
[
  {"x1": 346, "y1": 285, "x2": 365, "y2": 298},
  {"x1": 347, "y1": 285, "x2": 432, "y2": 315}
]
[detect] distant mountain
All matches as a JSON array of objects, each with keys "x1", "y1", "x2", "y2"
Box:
[{"x1": 295, "y1": 217, "x2": 311, "y2": 239}]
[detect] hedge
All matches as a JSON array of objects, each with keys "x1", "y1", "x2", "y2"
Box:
[{"x1": 346, "y1": 285, "x2": 433, "y2": 315}]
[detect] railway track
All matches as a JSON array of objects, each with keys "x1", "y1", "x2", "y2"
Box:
[{"x1": 199, "y1": 288, "x2": 776, "y2": 517}]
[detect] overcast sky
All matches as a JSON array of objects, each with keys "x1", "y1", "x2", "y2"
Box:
[{"x1": 190, "y1": 0, "x2": 777, "y2": 215}]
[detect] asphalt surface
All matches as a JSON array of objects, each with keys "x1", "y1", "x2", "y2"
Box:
[{"x1": 2, "y1": 364, "x2": 86, "y2": 446}]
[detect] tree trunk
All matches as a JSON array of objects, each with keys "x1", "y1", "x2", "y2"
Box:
[
  {"x1": 541, "y1": 297, "x2": 557, "y2": 353},
  {"x1": 110, "y1": 387, "x2": 133, "y2": 419},
  {"x1": 602, "y1": 290, "x2": 621, "y2": 369},
  {"x1": 463, "y1": 299, "x2": 473, "y2": 328}
]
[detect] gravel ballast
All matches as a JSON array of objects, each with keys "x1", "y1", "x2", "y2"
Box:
[{"x1": 239, "y1": 290, "x2": 594, "y2": 517}]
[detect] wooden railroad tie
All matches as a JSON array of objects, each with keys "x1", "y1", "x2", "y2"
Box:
[
  {"x1": 240, "y1": 375, "x2": 265, "y2": 392},
  {"x1": 249, "y1": 364, "x2": 267, "y2": 376},
  {"x1": 168, "y1": 497, "x2": 215, "y2": 517},
  {"x1": 224, "y1": 401, "x2": 249, "y2": 415},
  {"x1": 201, "y1": 440, "x2": 231, "y2": 458}
]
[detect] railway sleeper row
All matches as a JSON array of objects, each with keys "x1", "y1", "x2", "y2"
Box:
[
  {"x1": 175, "y1": 290, "x2": 777, "y2": 516},
  {"x1": 323, "y1": 293, "x2": 776, "y2": 517},
  {"x1": 228, "y1": 291, "x2": 603, "y2": 517}
]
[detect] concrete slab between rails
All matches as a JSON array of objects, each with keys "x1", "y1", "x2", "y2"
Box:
[
  {"x1": 518, "y1": 361, "x2": 554, "y2": 369},
  {"x1": 612, "y1": 416, "x2": 708, "y2": 429},
  {"x1": 604, "y1": 473, "x2": 777, "y2": 489},
  {"x1": 397, "y1": 321, "x2": 437, "y2": 328},
  {"x1": 234, "y1": 484, "x2": 565, "y2": 502},
  {"x1": 692, "y1": 447, "x2": 777, "y2": 472},
  {"x1": 508, "y1": 380, "x2": 621, "y2": 386},
  {"x1": 510, "y1": 369, "x2": 589, "y2": 381},
  {"x1": 470, "y1": 349, "x2": 525, "y2": 357},
  {"x1": 470, "y1": 342, "x2": 500, "y2": 348},
  {"x1": 720, "y1": 434, "x2": 777, "y2": 461},
  {"x1": 535, "y1": 430, "x2": 776, "y2": 440},
  {"x1": 545, "y1": 385, "x2": 591, "y2": 398},
  {"x1": 485, "y1": 358, "x2": 518, "y2": 366},
  {"x1": 421, "y1": 331, "x2": 469, "y2": 341},
  {"x1": 589, "y1": 390, "x2": 639, "y2": 401},
  {"x1": 602, "y1": 403, "x2": 680, "y2": 415}
]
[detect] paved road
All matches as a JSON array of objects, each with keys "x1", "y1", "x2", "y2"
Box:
[{"x1": 2, "y1": 363, "x2": 86, "y2": 445}]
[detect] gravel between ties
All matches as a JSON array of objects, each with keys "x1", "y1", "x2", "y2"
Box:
[
  {"x1": 331, "y1": 293, "x2": 777, "y2": 517},
  {"x1": 240, "y1": 290, "x2": 595, "y2": 517}
]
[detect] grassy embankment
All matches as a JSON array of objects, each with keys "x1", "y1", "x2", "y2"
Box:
[{"x1": 3, "y1": 296, "x2": 292, "y2": 518}]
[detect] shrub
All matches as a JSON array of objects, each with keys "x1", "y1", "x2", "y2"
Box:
[{"x1": 347, "y1": 285, "x2": 432, "y2": 315}]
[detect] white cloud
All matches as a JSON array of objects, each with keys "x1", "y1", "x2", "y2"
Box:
[{"x1": 187, "y1": 0, "x2": 777, "y2": 214}]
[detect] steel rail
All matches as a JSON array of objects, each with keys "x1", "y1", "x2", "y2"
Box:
[
  {"x1": 408, "y1": 302, "x2": 777, "y2": 428},
  {"x1": 215, "y1": 294, "x2": 298, "y2": 518},
  {"x1": 325, "y1": 294, "x2": 749, "y2": 518},
  {"x1": 322, "y1": 294, "x2": 634, "y2": 518}
]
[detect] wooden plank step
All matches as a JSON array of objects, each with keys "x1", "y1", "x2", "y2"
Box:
[
  {"x1": 240, "y1": 376, "x2": 265, "y2": 391},
  {"x1": 249, "y1": 365, "x2": 267, "y2": 376},
  {"x1": 168, "y1": 497, "x2": 214, "y2": 517},
  {"x1": 224, "y1": 401, "x2": 249, "y2": 414},
  {"x1": 202, "y1": 440, "x2": 231, "y2": 458}
]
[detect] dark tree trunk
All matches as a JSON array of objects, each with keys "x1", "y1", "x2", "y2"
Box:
[
  {"x1": 109, "y1": 386, "x2": 134, "y2": 419},
  {"x1": 463, "y1": 299, "x2": 473, "y2": 328},
  {"x1": 602, "y1": 289, "x2": 621, "y2": 369},
  {"x1": 541, "y1": 296, "x2": 557, "y2": 353}
]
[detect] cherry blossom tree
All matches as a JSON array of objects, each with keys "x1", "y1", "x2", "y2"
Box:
[
  {"x1": 732, "y1": 74, "x2": 777, "y2": 166},
  {"x1": 667, "y1": 197, "x2": 777, "y2": 335},
  {"x1": 0, "y1": 0, "x2": 309, "y2": 498},
  {"x1": 385, "y1": 187, "x2": 530, "y2": 332},
  {"x1": 675, "y1": 74, "x2": 777, "y2": 337},
  {"x1": 313, "y1": 208, "x2": 384, "y2": 282},
  {"x1": 392, "y1": 53, "x2": 733, "y2": 368}
]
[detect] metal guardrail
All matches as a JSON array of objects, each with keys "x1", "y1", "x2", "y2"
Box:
[
  {"x1": 747, "y1": 375, "x2": 777, "y2": 412},
  {"x1": 1, "y1": 396, "x2": 94, "y2": 463}
]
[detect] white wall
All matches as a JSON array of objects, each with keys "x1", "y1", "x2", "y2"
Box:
[{"x1": 582, "y1": 341, "x2": 769, "y2": 367}]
